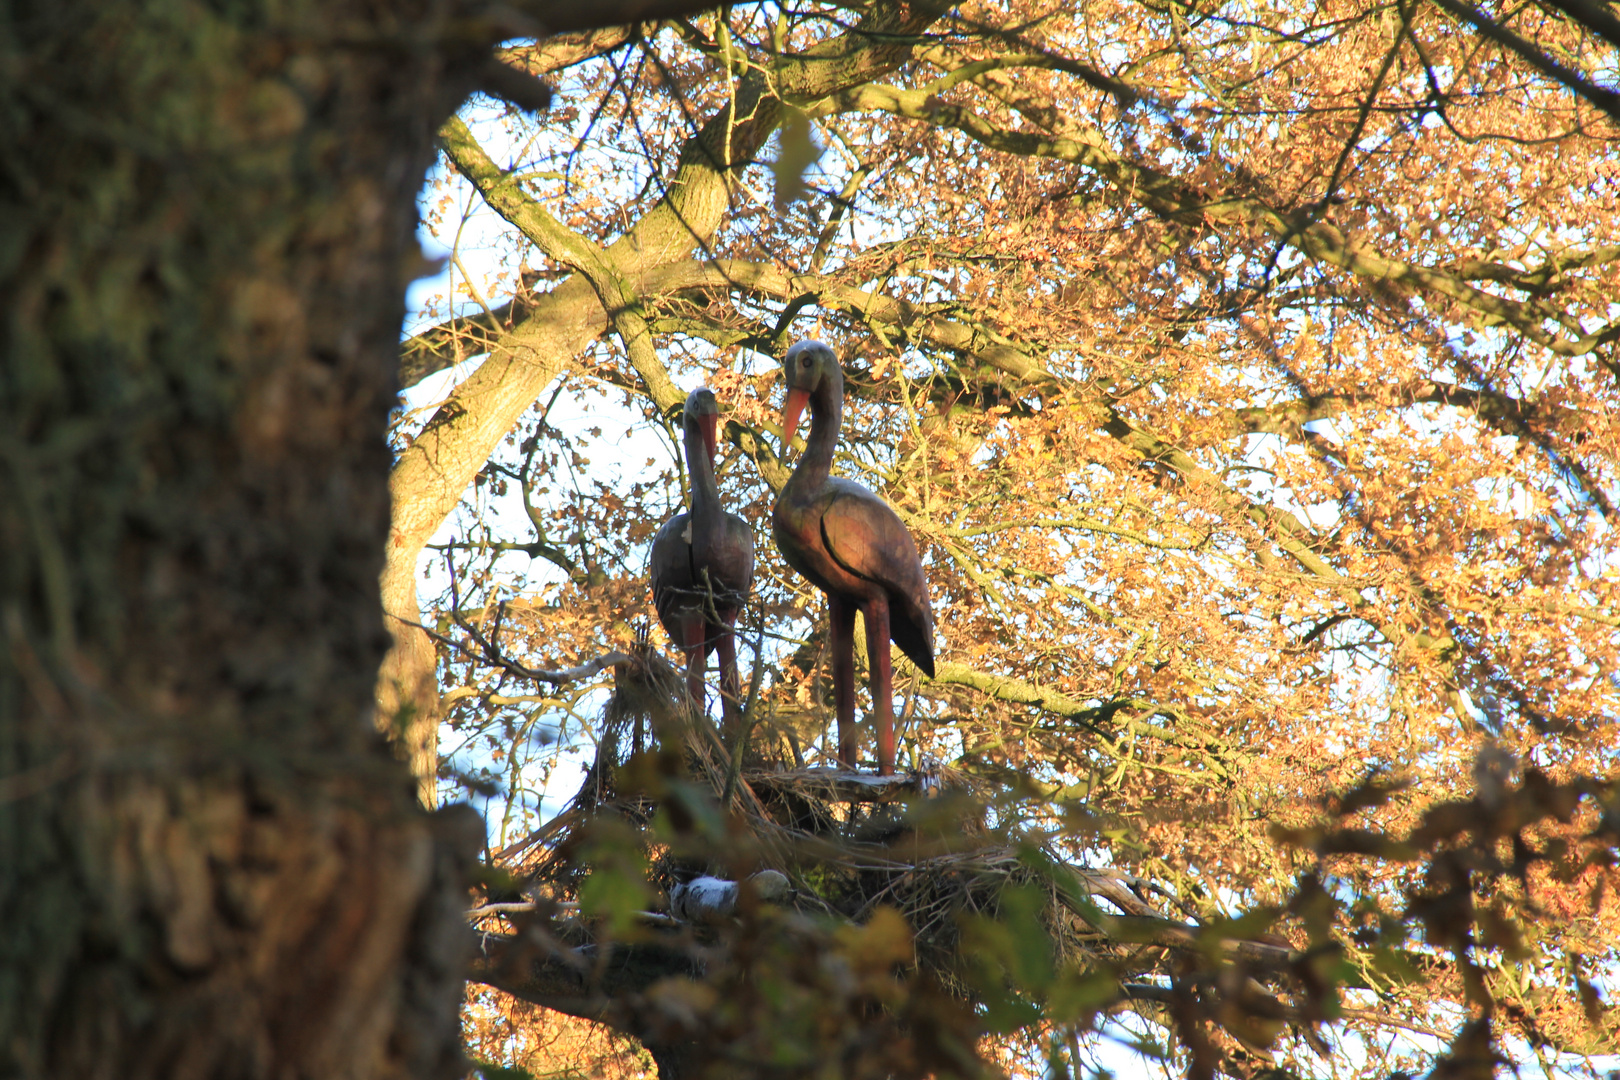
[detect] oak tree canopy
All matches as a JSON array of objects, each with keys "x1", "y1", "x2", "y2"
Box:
[{"x1": 397, "y1": 1, "x2": 1620, "y2": 1077}]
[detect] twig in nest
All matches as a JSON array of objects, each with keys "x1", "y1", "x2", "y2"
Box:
[{"x1": 721, "y1": 605, "x2": 768, "y2": 809}]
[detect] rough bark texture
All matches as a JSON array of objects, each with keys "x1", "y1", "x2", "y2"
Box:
[{"x1": 0, "y1": 0, "x2": 502, "y2": 1075}]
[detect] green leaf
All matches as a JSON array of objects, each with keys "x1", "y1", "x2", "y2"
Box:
[{"x1": 578, "y1": 863, "x2": 653, "y2": 938}]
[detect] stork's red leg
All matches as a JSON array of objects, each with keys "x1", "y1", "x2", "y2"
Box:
[
  {"x1": 865, "y1": 597, "x2": 895, "y2": 776},
  {"x1": 828, "y1": 593, "x2": 857, "y2": 768},
  {"x1": 716, "y1": 618, "x2": 741, "y2": 733},
  {"x1": 681, "y1": 617, "x2": 708, "y2": 716}
]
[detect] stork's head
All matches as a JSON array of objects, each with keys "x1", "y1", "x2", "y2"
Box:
[
  {"x1": 683, "y1": 386, "x2": 720, "y2": 463},
  {"x1": 781, "y1": 339, "x2": 840, "y2": 449}
]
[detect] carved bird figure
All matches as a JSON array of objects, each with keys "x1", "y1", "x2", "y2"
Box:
[
  {"x1": 649, "y1": 388, "x2": 755, "y2": 729},
  {"x1": 772, "y1": 340, "x2": 935, "y2": 775}
]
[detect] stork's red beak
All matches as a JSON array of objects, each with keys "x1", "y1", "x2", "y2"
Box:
[
  {"x1": 699, "y1": 412, "x2": 718, "y2": 464},
  {"x1": 782, "y1": 387, "x2": 810, "y2": 451}
]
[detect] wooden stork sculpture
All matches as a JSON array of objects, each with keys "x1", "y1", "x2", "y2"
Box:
[
  {"x1": 772, "y1": 340, "x2": 935, "y2": 775},
  {"x1": 649, "y1": 387, "x2": 755, "y2": 729}
]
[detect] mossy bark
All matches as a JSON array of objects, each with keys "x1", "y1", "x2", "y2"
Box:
[{"x1": 0, "y1": 1, "x2": 485, "y2": 1075}]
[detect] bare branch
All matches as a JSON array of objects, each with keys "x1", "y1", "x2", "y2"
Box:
[{"x1": 1431, "y1": 0, "x2": 1620, "y2": 120}]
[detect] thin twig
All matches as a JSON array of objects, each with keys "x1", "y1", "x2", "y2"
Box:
[{"x1": 721, "y1": 607, "x2": 768, "y2": 808}]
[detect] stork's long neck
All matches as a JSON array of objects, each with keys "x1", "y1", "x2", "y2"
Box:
[
  {"x1": 686, "y1": 422, "x2": 720, "y2": 522},
  {"x1": 796, "y1": 368, "x2": 843, "y2": 489}
]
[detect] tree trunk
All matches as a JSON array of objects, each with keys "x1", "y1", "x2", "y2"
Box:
[
  {"x1": 0, "y1": 0, "x2": 740, "y2": 1071},
  {"x1": 0, "y1": 0, "x2": 487, "y2": 1074}
]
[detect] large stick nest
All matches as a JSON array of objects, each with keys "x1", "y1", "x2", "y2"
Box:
[{"x1": 496, "y1": 644, "x2": 1304, "y2": 1027}]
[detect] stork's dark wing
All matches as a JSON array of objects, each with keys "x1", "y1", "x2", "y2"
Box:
[
  {"x1": 649, "y1": 512, "x2": 694, "y2": 635},
  {"x1": 820, "y1": 481, "x2": 935, "y2": 675}
]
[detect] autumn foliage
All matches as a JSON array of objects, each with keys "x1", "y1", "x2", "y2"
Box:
[{"x1": 394, "y1": 1, "x2": 1620, "y2": 1076}]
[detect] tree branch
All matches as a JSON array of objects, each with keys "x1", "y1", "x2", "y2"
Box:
[
  {"x1": 829, "y1": 73, "x2": 1618, "y2": 356},
  {"x1": 1430, "y1": 0, "x2": 1620, "y2": 120},
  {"x1": 440, "y1": 115, "x2": 686, "y2": 414}
]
